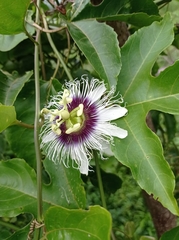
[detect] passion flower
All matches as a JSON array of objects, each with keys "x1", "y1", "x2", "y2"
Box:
[{"x1": 40, "y1": 76, "x2": 128, "y2": 175}]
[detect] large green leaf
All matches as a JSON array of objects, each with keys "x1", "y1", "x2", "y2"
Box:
[
  {"x1": 70, "y1": 0, "x2": 89, "y2": 20},
  {"x1": 0, "y1": 70, "x2": 33, "y2": 105},
  {"x1": 0, "y1": 105, "x2": 16, "y2": 132},
  {"x1": 0, "y1": 158, "x2": 86, "y2": 217},
  {"x1": 99, "y1": 13, "x2": 161, "y2": 28},
  {"x1": 43, "y1": 157, "x2": 86, "y2": 209},
  {"x1": 130, "y1": 0, "x2": 158, "y2": 15},
  {"x1": 67, "y1": 20, "x2": 121, "y2": 88},
  {"x1": 44, "y1": 205, "x2": 111, "y2": 240},
  {"x1": 160, "y1": 226, "x2": 179, "y2": 240},
  {"x1": 6, "y1": 223, "x2": 30, "y2": 240},
  {"x1": 0, "y1": 10, "x2": 35, "y2": 52},
  {"x1": 73, "y1": 0, "x2": 158, "y2": 20},
  {"x1": 5, "y1": 80, "x2": 45, "y2": 168},
  {"x1": 71, "y1": 0, "x2": 126, "y2": 20},
  {"x1": 0, "y1": 0, "x2": 30, "y2": 35},
  {"x1": 113, "y1": 14, "x2": 179, "y2": 215},
  {"x1": 0, "y1": 159, "x2": 38, "y2": 217},
  {"x1": 0, "y1": 33, "x2": 29, "y2": 52},
  {"x1": 72, "y1": 0, "x2": 160, "y2": 27}
]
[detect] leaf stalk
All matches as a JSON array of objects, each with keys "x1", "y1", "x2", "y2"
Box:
[{"x1": 14, "y1": 120, "x2": 34, "y2": 129}]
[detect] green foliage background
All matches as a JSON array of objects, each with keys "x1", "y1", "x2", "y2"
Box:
[{"x1": 0, "y1": 0, "x2": 179, "y2": 239}]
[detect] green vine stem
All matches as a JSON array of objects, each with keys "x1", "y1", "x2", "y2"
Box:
[
  {"x1": 94, "y1": 151, "x2": 107, "y2": 209},
  {"x1": 94, "y1": 151, "x2": 116, "y2": 240},
  {"x1": 39, "y1": 34, "x2": 46, "y2": 81},
  {"x1": 34, "y1": 0, "x2": 43, "y2": 239},
  {"x1": 41, "y1": 11, "x2": 73, "y2": 81},
  {"x1": 46, "y1": 59, "x2": 60, "y2": 101}
]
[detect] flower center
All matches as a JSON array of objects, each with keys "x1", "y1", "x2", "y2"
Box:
[{"x1": 41, "y1": 89, "x2": 85, "y2": 135}]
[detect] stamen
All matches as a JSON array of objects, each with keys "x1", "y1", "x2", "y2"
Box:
[
  {"x1": 42, "y1": 90, "x2": 85, "y2": 137},
  {"x1": 77, "y1": 104, "x2": 84, "y2": 117},
  {"x1": 65, "y1": 123, "x2": 81, "y2": 134}
]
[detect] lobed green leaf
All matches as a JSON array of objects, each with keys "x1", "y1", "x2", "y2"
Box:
[{"x1": 113, "y1": 14, "x2": 179, "y2": 215}]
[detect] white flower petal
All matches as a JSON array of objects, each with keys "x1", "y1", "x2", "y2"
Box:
[
  {"x1": 99, "y1": 106, "x2": 128, "y2": 121},
  {"x1": 98, "y1": 139, "x2": 114, "y2": 156},
  {"x1": 72, "y1": 146, "x2": 89, "y2": 175},
  {"x1": 79, "y1": 157, "x2": 89, "y2": 175},
  {"x1": 98, "y1": 123, "x2": 128, "y2": 139},
  {"x1": 88, "y1": 83, "x2": 106, "y2": 103}
]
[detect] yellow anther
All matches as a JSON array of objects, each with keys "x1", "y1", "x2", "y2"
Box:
[
  {"x1": 65, "y1": 123, "x2": 81, "y2": 134},
  {"x1": 47, "y1": 90, "x2": 85, "y2": 136},
  {"x1": 77, "y1": 104, "x2": 84, "y2": 117}
]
